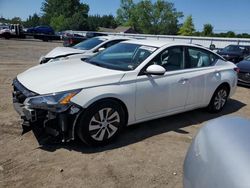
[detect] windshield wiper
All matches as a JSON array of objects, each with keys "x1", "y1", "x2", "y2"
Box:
[
  {"x1": 84, "y1": 60, "x2": 119, "y2": 70},
  {"x1": 86, "y1": 60, "x2": 103, "y2": 67}
]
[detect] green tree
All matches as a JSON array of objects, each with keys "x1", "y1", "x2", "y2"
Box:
[
  {"x1": 202, "y1": 23, "x2": 213, "y2": 36},
  {"x1": 137, "y1": 0, "x2": 183, "y2": 34},
  {"x1": 0, "y1": 17, "x2": 9, "y2": 23},
  {"x1": 64, "y1": 12, "x2": 89, "y2": 30},
  {"x1": 116, "y1": 0, "x2": 138, "y2": 30},
  {"x1": 50, "y1": 15, "x2": 66, "y2": 31},
  {"x1": 10, "y1": 17, "x2": 22, "y2": 24},
  {"x1": 117, "y1": 0, "x2": 183, "y2": 34},
  {"x1": 41, "y1": 0, "x2": 89, "y2": 31},
  {"x1": 178, "y1": 15, "x2": 195, "y2": 36},
  {"x1": 24, "y1": 13, "x2": 41, "y2": 27},
  {"x1": 226, "y1": 31, "x2": 236, "y2": 38},
  {"x1": 101, "y1": 15, "x2": 118, "y2": 29},
  {"x1": 88, "y1": 14, "x2": 118, "y2": 31},
  {"x1": 193, "y1": 31, "x2": 201, "y2": 36},
  {"x1": 237, "y1": 33, "x2": 250, "y2": 38}
]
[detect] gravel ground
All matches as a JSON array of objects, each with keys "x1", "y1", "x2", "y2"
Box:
[{"x1": 0, "y1": 38, "x2": 249, "y2": 188}]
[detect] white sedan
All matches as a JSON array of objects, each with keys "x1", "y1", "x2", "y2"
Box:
[
  {"x1": 39, "y1": 36, "x2": 129, "y2": 64},
  {"x1": 13, "y1": 40, "x2": 238, "y2": 146}
]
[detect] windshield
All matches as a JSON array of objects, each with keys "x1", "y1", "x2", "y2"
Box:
[
  {"x1": 86, "y1": 43, "x2": 157, "y2": 71},
  {"x1": 223, "y1": 45, "x2": 245, "y2": 53},
  {"x1": 73, "y1": 37, "x2": 106, "y2": 50}
]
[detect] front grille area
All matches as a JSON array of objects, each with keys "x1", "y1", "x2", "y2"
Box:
[
  {"x1": 12, "y1": 78, "x2": 37, "y2": 103},
  {"x1": 238, "y1": 72, "x2": 250, "y2": 83}
]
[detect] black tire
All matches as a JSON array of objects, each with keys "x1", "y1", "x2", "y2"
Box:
[
  {"x1": 42, "y1": 37, "x2": 49, "y2": 42},
  {"x1": 76, "y1": 99, "x2": 126, "y2": 146},
  {"x1": 3, "y1": 33, "x2": 10, "y2": 39},
  {"x1": 207, "y1": 85, "x2": 229, "y2": 113}
]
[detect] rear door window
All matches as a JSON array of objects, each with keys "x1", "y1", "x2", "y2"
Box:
[
  {"x1": 149, "y1": 46, "x2": 185, "y2": 71},
  {"x1": 186, "y1": 47, "x2": 219, "y2": 68}
]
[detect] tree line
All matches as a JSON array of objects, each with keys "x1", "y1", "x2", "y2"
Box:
[
  {"x1": 0, "y1": 0, "x2": 249, "y2": 38},
  {"x1": 0, "y1": 0, "x2": 118, "y2": 31},
  {"x1": 178, "y1": 15, "x2": 250, "y2": 38}
]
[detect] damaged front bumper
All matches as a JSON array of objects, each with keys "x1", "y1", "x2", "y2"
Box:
[{"x1": 12, "y1": 78, "x2": 82, "y2": 143}]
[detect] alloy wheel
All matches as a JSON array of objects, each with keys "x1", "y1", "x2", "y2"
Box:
[
  {"x1": 214, "y1": 89, "x2": 227, "y2": 110},
  {"x1": 89, "y1": 108, "x2": 120, "y2": 141}
]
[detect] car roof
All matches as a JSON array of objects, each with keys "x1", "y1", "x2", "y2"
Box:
[
  {"x1": 121, "y1": 39, "x2": 212, "y2": 49},
  {"x1": 121, "y1": 39, "x2": 170, "y2": 47},
  {"x1": 95, "y1": 35, "x2": 131, "y2": 41}
]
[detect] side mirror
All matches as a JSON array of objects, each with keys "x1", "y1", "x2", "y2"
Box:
[{"x1": 145, "y1": 65, "x2": 166, "y2": 75}]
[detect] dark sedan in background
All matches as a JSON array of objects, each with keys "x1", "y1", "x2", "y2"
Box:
[
  {"x1": 217, "y1": 45, "x2": 250, "y2": 63},
  {"x1": 63, "y1": 32, "x2": 108, "y2": 47},
  {"x1": 237, "y1": 55, "x2": 250, "y2": 86}
]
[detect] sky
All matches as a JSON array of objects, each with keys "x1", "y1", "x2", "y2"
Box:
[{"x1": 0, "y1": 0, "x2": 250, "y2": 33}]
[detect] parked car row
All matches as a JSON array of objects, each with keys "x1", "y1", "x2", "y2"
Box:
[
  {"x1": 236, "y1": 55, "x2": 250, "y2": 86},
  {"x1": 215, "y1": 44, "x2": 250, "y2": 86},
  {"x1": 217, "y1": 44, "x2": 250, "y2": 63},
  {"x1": 9, "y1": 33, "x2": 249, "y2": 188}
]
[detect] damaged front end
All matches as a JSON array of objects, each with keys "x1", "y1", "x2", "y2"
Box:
[{"x1": 12, "y1": 78, "x2": 82, "y2": 144}]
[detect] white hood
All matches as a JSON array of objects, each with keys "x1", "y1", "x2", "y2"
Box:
[
  {"x1": 17, "y1": 59, "x2": 125, "y2": 94},
  {"x1": 45, "y1": 47, "x2": 86, "y2": 58}
]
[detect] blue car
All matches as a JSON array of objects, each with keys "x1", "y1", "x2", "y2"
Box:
[{"x1": 27, "y1": 26, "x2": 54, "y2": 35}]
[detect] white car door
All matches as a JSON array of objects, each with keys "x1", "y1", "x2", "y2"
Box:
[
  {"x1": 184, "y1": 47, "x2": 220, "y2": 109},
  {"x1": 135, "y1": 46, "x2": 189, "y2": 120}
]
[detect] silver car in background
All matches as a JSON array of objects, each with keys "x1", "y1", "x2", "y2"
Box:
[{"x1": 39, "y1": 36, "x2": 130, "y2": 64}]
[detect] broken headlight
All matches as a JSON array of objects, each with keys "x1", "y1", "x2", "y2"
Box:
[{"x1": 24, "y1": 89, "x2": 81, "y2": 113}]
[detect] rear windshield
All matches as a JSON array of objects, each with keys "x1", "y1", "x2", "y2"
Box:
[{"x1": 223, "y1": 45, "x2": 245, "y2": 52}]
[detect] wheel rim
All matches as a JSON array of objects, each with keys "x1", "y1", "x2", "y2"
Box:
[
  {"x1": 89, "y1": 108, "x2": 120, "y2": 141},
  {"x1": 214, "y1": 89, "x2": 227, "y2": 110}
]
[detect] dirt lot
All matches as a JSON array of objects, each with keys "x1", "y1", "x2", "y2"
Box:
[{"x1": 0, "y1": 38, "x2": 249, "y2": 188}]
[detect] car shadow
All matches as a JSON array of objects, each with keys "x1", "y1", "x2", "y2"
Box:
[
  {"x1": 238, "y1": 84, "x2": 250, "y2": 89},
  {"x1": 39, "y1": 98, "x2": 246, "y2": 153}
]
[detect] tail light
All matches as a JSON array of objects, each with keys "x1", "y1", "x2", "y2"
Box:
[
  {"x1": 69, "y1": 39, "x2": 73, "y2": 44},
  {"x1": 234, "y1": 67, "x2": 240, "y2": 73}
]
